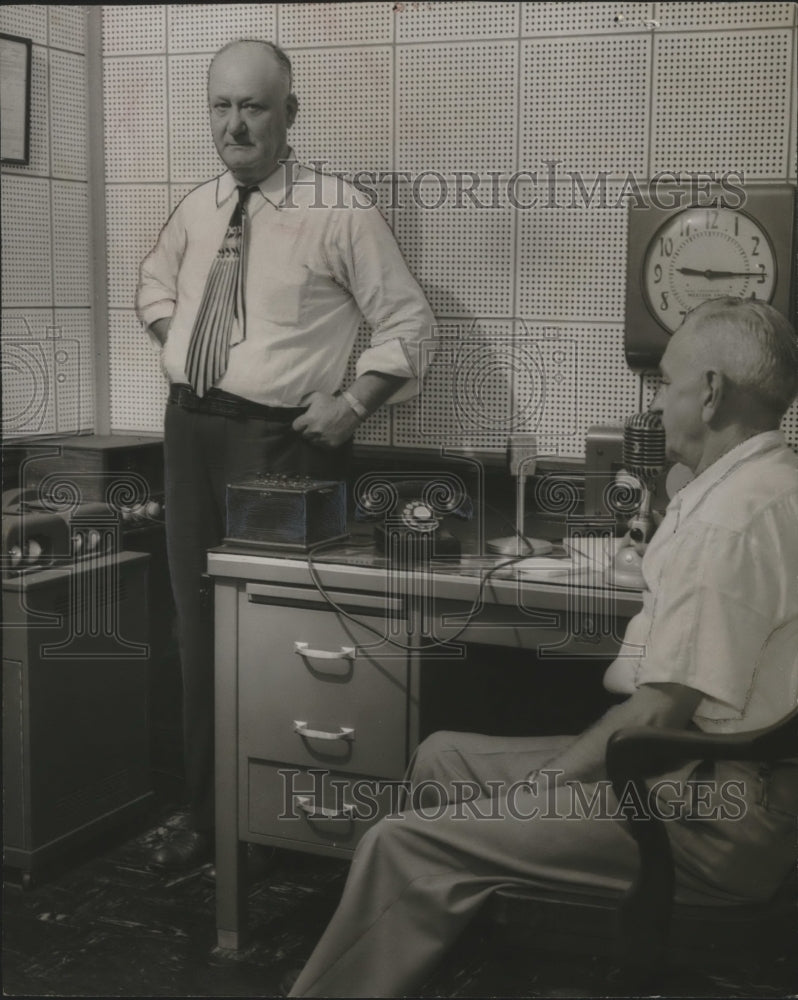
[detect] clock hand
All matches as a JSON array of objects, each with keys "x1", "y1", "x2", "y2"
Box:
[{"x1": 676, "y1": 267, "x2": 768, "y2": 279}]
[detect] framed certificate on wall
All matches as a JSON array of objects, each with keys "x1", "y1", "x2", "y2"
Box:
[{"x1": 1, "y1": 33, "x2": 32, "y2": 165}]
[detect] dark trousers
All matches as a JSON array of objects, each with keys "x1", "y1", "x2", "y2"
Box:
[{"x1": 164, "y1": 395, "x2": 349, "y2": 833}]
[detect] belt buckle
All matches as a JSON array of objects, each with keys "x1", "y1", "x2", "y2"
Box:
[{"x1": 206, "y1": 394, "x2": 239, "y2": 418}]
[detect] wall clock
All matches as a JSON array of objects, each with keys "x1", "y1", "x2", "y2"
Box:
[{"x1": 625, "y1": 183, "x2": 796, "y2": 371}]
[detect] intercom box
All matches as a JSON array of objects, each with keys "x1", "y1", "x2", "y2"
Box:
[{"x1": 225, "y1": 474, "x2": 347, "y2": 551}]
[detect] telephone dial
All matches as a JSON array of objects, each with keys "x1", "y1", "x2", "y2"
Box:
[{"x1": 354, "y1": 475, "x2": 473, "y2": 560}]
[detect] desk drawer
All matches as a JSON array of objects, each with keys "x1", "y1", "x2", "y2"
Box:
[
  {"x1": 238, "y1": 583, "x2": 409, "y2": 778},
  {"x1": 246, "y1": 760, "x2": 400, "y2": 855}
]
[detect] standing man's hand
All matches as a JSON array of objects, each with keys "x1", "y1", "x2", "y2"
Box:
[{"x1": 292, "y1": 392, "x2": 361, "y2": 449}]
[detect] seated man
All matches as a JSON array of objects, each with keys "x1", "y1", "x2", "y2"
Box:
[{"x1": 288, "y1": 296, "x2": 798, "y2": 998}]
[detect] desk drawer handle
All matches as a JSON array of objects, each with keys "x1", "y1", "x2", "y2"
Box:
[
  {"x1": 293, "y1": 720, "x2": 355, "y2": 742},
  {"x1": 294, "y1": 641, "x2": 356, "y2": 661},
  {"x1": 295, "y1": 795, "x2": 354, "y2": 821}
]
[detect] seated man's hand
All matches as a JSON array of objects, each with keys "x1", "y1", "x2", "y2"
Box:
[{"x1": 293, "y1": 391, "x2": 361, "y2": 449}]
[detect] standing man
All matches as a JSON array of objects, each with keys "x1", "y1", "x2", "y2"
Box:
[
  {"x1": 136, "y1": 39, "x2": 435, "y2": 870},
  {"x1": 288, "y1": 297, "x2": 798, "y2": 997}
]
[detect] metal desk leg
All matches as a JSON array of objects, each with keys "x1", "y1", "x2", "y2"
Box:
[{"x1": 214, "y1": 579, "x2": 248, "y2": 950}]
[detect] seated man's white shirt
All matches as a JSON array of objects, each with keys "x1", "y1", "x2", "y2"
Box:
[
  {"x1": 606, "y1": 431, "x2": 798, "y2": 733},
  {"x1": 136, "y1": 159, "x2": 436, "y2": 407}
]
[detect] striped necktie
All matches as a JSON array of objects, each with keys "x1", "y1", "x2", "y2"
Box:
[{"x1": 185, "y1": 185, "x2": 256, "y2": 397}]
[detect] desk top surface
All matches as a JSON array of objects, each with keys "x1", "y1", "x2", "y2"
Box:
[{"x1": 207, "y1": 538, "x2": 644, "y2": 616}]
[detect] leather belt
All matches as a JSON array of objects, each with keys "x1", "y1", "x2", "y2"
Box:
[{"x1": 168, "y1": 384, "x2": 306, "y2": 422}]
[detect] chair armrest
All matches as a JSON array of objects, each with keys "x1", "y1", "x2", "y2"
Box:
[
  {"x1": 606, "y1": 705, "x2": 798, "y2": 787},
  {"x1": 604, "y1": 705, "x2": 798, "y2": 970}
]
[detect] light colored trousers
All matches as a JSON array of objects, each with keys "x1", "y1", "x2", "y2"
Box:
[{"x1": 288, "y1": 731, "x2": 797, "y2": 998}]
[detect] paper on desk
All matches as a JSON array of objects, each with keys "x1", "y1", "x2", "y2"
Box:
[
  {"x1": 511, "y1": 556, "x2": 573, "y2": 579},
  {"x1": 564, "y1": 536, "x2": 625, "y2": 571}
]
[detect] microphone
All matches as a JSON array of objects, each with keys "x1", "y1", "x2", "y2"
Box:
[
  {"x1": 623, "y1": 411, "x2": 666, "y2": 483},
  {"x1": 607, "y1": 412, "x2": 666, "y2": 588},
  {"x1": 622, "y1": 412, "x2": 665, "y2": 545}
]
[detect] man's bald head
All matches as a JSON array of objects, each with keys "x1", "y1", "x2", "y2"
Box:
[{"x1": 209, "y1": 39, "x2": 293, "y2": 94}]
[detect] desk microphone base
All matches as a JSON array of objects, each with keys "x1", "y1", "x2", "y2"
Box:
[
  {"x1": 487, "y1": 536, "x2": 554, "y2": 557},
  {"x1": 605, "y1": 545, "x2": 645, "y2": 590}
]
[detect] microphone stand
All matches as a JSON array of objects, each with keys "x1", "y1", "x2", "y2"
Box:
[
  {"x1": 487, "y1": 440, "x2": 553, "y2": 557},
  {"x1": 606, "y1": 477, "x2": 657, "y2": 590}
]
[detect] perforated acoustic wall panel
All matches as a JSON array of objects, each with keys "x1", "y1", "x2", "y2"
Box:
[
  {"x1": 104, "y1": 180, "x2": 170, "y2": 431},
  {"x1": 280, "y1": 2, "x2": 393, "y2": 47},
  {"x1": 392, "y1": 182, "x2": 516, "y2": 318},
  {"x1": 167, "y1": 4, "x2": 276, "y2": 54},
  {"x1": 54, "y1": 308, "x2": 95, "y2": 433},
  {"x1": 105, "y1": 186, "x2": 170, "y2": 310},
  {"x1": 98, "y1": 3, "x2": 798, "y2": 457},
  {"x1": 393, "y1": 321, "x2": 517, "y2": 451},
  {"x1": 169, "y1": 53, "x2": 218, "y2": 183},
  {"x1": 512, "y1": 324, "x2": 640, "y2": 458},
  {"x1": 50, "y1": 51, "x2": 88, "y2": 179},
  {"x1": 520, "y1": 36, "x2": 649, "y2": 178},
  {"x1": 652, "y1": 30, "x2": 793, "y2": 179},
  {"x1": 48, "y1": 5, "x2": 87, "y2": 53},
  {"x1": 396, "y1": 2, "x2": 519, "y2": 42},
  {"x1": 0, "y1": 3, "x2": 47, "y2": 44},
  {"x1": 102, "y1": 5, "x2": 165, "y2": 55},
  {"x1": 397, "y1": 42, "x2": 517, "y2": 177},
  {"x1": 53, "y1": 182, "x2": 91, "y2": 306},
  {"x1": 655, "y1": 3, "x2": 796, "y2": 31},
  {"x1": 521, "y1": 3, "x2": 653, "y2": 36},
  {"x1": 1, "y1": 176, "x2": 53, "y2": 307},
  {"x1": 109, "y1": 312, "x2": 170, "y2": 431},
  {"x1": 515, "y1": 182, "x2": 628, "y2": 322},
  {"x1": 1, "y1": 309, "x2": 57, "y2": 438},
  {"x1": 103, "y1": 57, "x2": 168, "y2": 182},
  {"x1": 1, "y1": 6, "x2": 92, "y2": 438},
  {"x1": 289, "y1": 47, "x2": 393, "y2": 177},
  {"x1": 782, "y1": 401, "x2": 798, "y2": 450}
]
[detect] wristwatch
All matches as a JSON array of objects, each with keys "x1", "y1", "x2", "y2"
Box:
[{"x1": 341, "y1": 389, "x2": 368, "y2": 421}]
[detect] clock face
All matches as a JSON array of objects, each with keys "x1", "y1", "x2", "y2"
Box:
[{"x1": 642, "y1": 206, "x2": 777, "y2": 333}]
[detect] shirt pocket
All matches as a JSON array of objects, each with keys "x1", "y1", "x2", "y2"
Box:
[{"x1": 248, "y1": 262, "x2": 311, "y2": 327}]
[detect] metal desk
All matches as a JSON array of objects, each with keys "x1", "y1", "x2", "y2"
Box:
[{"x1": 207, "y1": 545, "x2": 642, "y2": 949}]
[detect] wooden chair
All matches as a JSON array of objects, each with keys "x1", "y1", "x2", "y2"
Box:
[{"x1": 487, "y1": 707, "x2": 798, "y2": 990}]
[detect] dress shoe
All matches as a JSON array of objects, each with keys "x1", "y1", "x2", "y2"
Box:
[{"x1": 151, "y1": 829, "x2": 213, "y2": 871}]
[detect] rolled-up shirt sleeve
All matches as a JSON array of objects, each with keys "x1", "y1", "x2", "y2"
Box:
[
  {"x1": 135, "y1": 205, "x2": 188, "y2": 342},
  {"x1": 635, "y1": 520, "x2": 781, "y2": 720},
  {"x1": 331, "y1": 202, "x2": 436, "y2": 403}
]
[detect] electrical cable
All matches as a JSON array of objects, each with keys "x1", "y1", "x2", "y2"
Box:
[
  {"x1": 304, "y1": 457, "x2": 574, "y2": 654},
  {"x1": 306, "y1": 536, "x2": 532, "y2": 652}
]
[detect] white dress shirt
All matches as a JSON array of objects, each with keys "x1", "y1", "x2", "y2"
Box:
[
  {"x1": 608, "y1": 431, "x2": 798, "y2": 733},
  {"x1": 136, "y1": 158, "x2": 436, "y2": 407}
]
